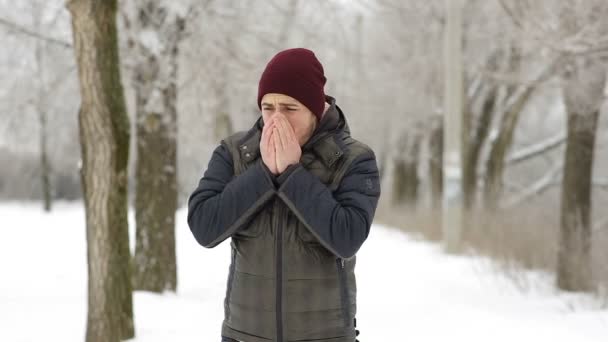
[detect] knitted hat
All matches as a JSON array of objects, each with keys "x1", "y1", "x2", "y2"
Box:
[{"x1": 257, "y1": 48, "x2": 327, "y2": 121}]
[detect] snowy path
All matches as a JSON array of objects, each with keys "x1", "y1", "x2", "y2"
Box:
[{"x1": 1, "y1": 201, "x2": 607, "y2": 341}]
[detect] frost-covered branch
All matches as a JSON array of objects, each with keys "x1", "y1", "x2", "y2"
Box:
[
  {"x1": 498, "y1": 0, "x2": 608, "y2": 58},
  {"x1": 507, "y1": 133, "x2": 566, "y2": 166},
  {"x1": 487, "y1": 58, "x2": 561, "y2": 146},
  {"x1": 502, "y1": 162, "x2": 563, "y2": 208},
  {"x1": 0, "y1": 16, "x2": 71, "y2": 48},
  {"x1": 502, "y1": 166, "x2": 608, "y2": 209}
]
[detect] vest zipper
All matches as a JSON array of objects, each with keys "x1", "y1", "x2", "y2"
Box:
[
  {"x1": 336, "y1": 257, "x2": 350, "y2": 327},
  {"x1": 275, "y1": 200, "x2": 284, "y2": 342}
]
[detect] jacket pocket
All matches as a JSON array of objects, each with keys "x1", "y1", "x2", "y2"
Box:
[
  {"x1": 336, "y1": 257, "x2": 351, "y2": 327},
  {"x1": 224, "y1": 246, "x2": 237, "y2": 320}
]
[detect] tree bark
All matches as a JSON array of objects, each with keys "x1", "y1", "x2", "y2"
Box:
[
  {"x1": 33, "y1": 9, "x2": 52, "y2": 212},
  {"x1": 481, "y1": 46, "x2": 527, "y2": 211},
  {"x1": 66, "y1": 0, "x2": 134, "y2": 340},
  {"x1": 557, "y1": 58, "x2": 605, "y2": 292},
  {"x1": 429, "y1": 117, "x2": 444, "y2": 209},
  {"x1": 393, "y1": 132, "x2": 421, "y2": 207},
  {"x1": 463, "y1": 84, "x2": 496, "y2": 210},
  {"x1": 123, "y1": 1, "x2": 185, "y2": 293},
  {"x1": 483, "y1": 85, "x2": 533, "y2": 210},
  {"x1": 482, "y1": 51, "x2": 558, "y2": 211},
  {"x1": 392, "y1": 159, "x2": 419, "y2": 206},
  {"x1": 38, "y1": 91, "x2": 52, "y2": 211}
]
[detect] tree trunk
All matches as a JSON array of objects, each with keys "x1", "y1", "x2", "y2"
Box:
[
  {"x1": 429, "y1": 117, "x2": 443, "y2": 209},
  {"x1": 34, "y1": 10, "x2": 52, "y2": 212},
  {"x1": 377, "y1": 129, "x2": 390, "y2": 182},
  {"x1": 482, "y1": 48, "x2": 560, "y2": 211},
  {"x1": 67, "y1": 0, "x2": 134, "y2": 340},
  {"x1": 211, "y1": 38, "x2": 234, "y2": 143},
  {"x1": 38, "y1": 98, "x2": 52, "y2": 211},
  {"x1": 392, "y1": 160, "x2": 419, "y2": 206},
  {"x1": 483, "y1": 85, "x2": 533, "y2": 210},
  {"x1": 442, "y1": 0, "x2": 465, "y2": 253},
  {"x1": 393, "y1": 132, "x2": 421, "y2": 207},
  {"x1": 463, "y1": 85, "x2": 496, "y2": 210},
  {"x1": 557, "y1": 58, "x2": 605, "y2": 292},
  {"x1": 124, "y1": 1, "x2": 186, "y2": 293},
  {"x1": 213, "y1": 109, "x2": 234, "y2": 143}
]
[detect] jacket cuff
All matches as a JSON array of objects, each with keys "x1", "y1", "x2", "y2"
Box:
[
  {"x1": 256, "y1": 159, "x2": 278, "y2": 188},
  {"x1": 276, "y1": 162, "x2": 303, "y2": 186}
]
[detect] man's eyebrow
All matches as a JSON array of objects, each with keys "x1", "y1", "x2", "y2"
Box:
[{"x1": 261, "y1": 102, "x2": 299, "y2": 107}]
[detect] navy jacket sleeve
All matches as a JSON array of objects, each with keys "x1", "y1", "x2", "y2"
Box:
[
  {"x1": 276, "y1": 152, "x2": 381, "y2": 259},
  {"x1": 187, "y1": 143, "x2": 276, "y2": 248}
]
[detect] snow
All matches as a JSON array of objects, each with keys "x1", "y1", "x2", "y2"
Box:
[
  {"x1": 1, "y1": 201, "x2": 607, "y2": 341},
  {"x1": 138, "y1": 29, "x2": 162, "y2": 56},
  {"x1": 165, "y1": 1, "x2": 189, "y2": 18}
]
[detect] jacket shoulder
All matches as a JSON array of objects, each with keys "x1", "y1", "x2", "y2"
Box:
[
  {"x1": 221, "y1": 131, "x2": 249, "y2": 150},
  {"x1": 340, "y1": 134, "x2": 376, "y2": 161},
  {"x1": 326, "y1": 134, "x2": 377, "y2": 192}
]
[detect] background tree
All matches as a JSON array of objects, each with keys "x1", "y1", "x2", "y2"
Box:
[
  {"x1": 558, "y1": 58, "x2": 605, "y2": 291},
  {"x1": 121, "y1": 0, "x2": 195, "y2": 294},
  {"x1": 66, "y1": 0, "x2": 134, "y2": 340}
]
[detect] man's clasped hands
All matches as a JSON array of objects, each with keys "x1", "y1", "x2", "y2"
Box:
[{"x1": 260, "y1": 115, "x2": 302, "y2": 176}]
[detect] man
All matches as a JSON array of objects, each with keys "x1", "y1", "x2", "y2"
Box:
[{"x1": 187, "y1": 48, "x2": 381, "y2": 342}]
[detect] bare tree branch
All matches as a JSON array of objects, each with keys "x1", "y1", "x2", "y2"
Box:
[
  {"x1": 502, "y1": 162, "x2": 563, "y2": 208},
  {"x1": 495, "y1": 57, "x2": 562, "y2": 123},
  {"x1": 0, "y1": 16, "x2": 72, "y2": 48},
  {"x1": 498, "y1": 0, "x2": 608, "y2": 59},
  {"x1": 507, "y1": 133, "x2": 566, "y2": 165},
  {"x1": 0, "y1": 65, "x2": 76, "y2": 139},
  {"x1": 497, "y1": 0, "x2": 524, "y2": 30}
]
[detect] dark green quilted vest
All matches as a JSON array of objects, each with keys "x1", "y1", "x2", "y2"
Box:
[{"x1": 219, "y1": 103, "x2": 369, "y2": 342}]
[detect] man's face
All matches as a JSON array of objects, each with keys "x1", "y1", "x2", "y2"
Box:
[{"x1": 261, "y1": 93, "x2": 317, "y2": 146}]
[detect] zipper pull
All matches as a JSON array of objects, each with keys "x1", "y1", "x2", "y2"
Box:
[{"x1": 340, "y1": 258, "x2": 345, "y2": 268}]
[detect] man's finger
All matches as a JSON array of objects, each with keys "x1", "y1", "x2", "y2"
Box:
[
  {"x1": 268, "y1": 127, "x2": 275, "y2": 149},
  {"x1": 264, "y1": 119, "x2": 275, "y2": 133},
  {"x1": 269, "y1": 131, "x2": 275, "y2": 152},
  {"x1": 286, "y1": 118, "x2": 298, "y2": 144},
  {"x1": 262, "y1": 120, "x2": 275, "y2": 145},
  {"x1": 273, "y1": 127, "x2": 283, "y2": 151},
  {"x1": 278, "y1": 116, "x2": 296, "y2": 144},
  {"x1": 276, "y1": 117, "x2": 291, "y2": 146}
]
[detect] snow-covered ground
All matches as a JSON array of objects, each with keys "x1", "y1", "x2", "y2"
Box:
[{"x1": 1, "y1": 201, "x2": 607, "y2": 341}]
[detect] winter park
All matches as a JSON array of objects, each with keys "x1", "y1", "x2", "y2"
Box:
[{"x1": 1, "y1": 1, "x2": 608, "y2": 342}]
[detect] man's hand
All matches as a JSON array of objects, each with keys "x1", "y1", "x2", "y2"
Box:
[
  {"x1": 260, "y1": 117, "x2": 279, "y2": 175},
  {"x1": 273, "y1": 115, "x2": 301, "y2": 174}
]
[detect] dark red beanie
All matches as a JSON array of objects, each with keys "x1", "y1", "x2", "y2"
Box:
[{"x1": 257, "y1": 48, "x2": 327, "y2": 121}]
